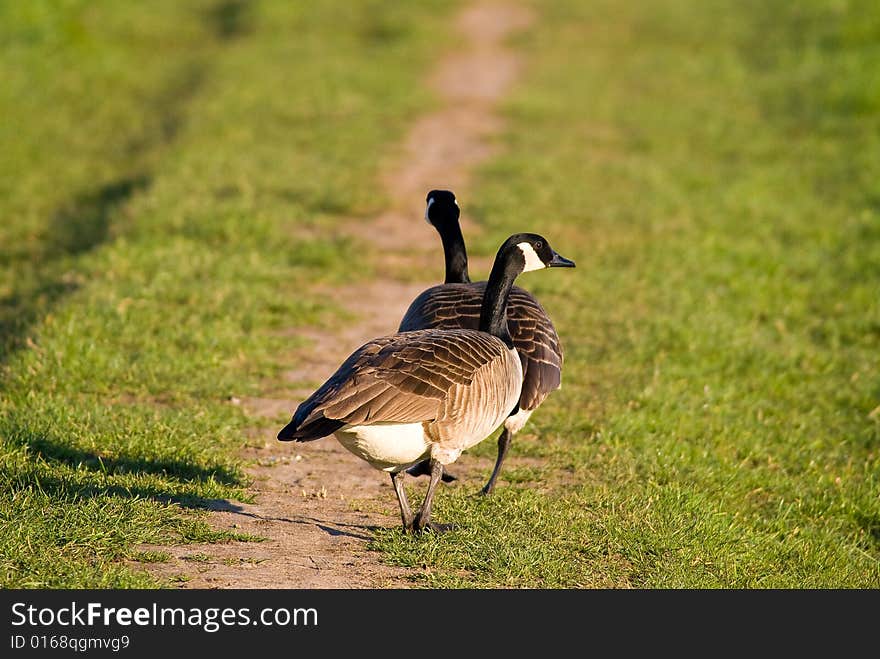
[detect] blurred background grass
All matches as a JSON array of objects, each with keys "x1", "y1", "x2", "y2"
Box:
[
  {"x1": 376, "y1": 0, "x2": 880, "y2": 587},
  {"x1": 1, "y1": 0, "x2": 878, "y2": 587},
  {"x1": 0, "y1": 0, "x2": 457, "y2": 587}
]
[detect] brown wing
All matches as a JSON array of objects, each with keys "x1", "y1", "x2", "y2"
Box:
[
  {"x1": 398, "y1": 282, "x2": 563, "y2": 412},
  {"x1": 283, "y1": 328, "x2": 510, "y2": 441}
]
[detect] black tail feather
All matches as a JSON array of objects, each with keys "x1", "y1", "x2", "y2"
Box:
[{"x1": 277, "y1": 416, "x2": 344, "y2": 442}]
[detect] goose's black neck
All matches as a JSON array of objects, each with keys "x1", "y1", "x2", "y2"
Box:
[
  {"x1": 438, "y1": 221, "x2": 470, "y2": 284},
  {"x1": 479, "y1": 251, "x2": 519, "y2": 348}
]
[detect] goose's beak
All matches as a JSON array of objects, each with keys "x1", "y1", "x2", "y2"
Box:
[{"x1": 548, "y1": 251, "x2": 576, "y2": 268}]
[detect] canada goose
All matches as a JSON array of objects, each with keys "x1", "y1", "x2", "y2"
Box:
[
  {"x1": 278, "y1": 233, "x2": 575, "y2": 532},
  {"x1": 400, "y1": 190, "x2": 566, "y2": 495}
]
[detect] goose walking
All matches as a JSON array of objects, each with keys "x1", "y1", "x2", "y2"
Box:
[
  {"x1": 278, "y1": 233, "x2": 575, "y2": 532},
  {"x1": 400, "y1": 190, "x2": 566, "y2": 495}
]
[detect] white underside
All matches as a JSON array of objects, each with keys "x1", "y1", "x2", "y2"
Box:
[
  {"x1": 334, "y1": 422, "x2": 430, "y2": 472},
  {"x1": 504, "y1": 407, "x2": 533, "y2": 434},
  {"x1": 333, "y1": 346, "x2": 523, "y2": 472}
]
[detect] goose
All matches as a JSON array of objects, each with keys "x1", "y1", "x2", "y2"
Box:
[
  {"x1": 400, "y1": 190, "x2": 566, "y2": 495},
  {"x1": 277, "y1": 233, "x2": 575, "y2": 532}
]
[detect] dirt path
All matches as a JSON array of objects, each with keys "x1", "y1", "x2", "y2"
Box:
[{"x1": 142, "y1": 1, "x2": 534, "y2": 589}]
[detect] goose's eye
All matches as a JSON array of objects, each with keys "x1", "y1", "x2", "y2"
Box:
[{"x1": 534, "y1": 241, "x2": 543, "y2": 250}]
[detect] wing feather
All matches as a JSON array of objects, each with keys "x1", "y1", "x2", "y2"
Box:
[
  {"x1": 284, "y1": 328, "x2": 511, "y2": 441},
  {"x1": 398, "y1": 282, "x2": 563, "y2": 412}
]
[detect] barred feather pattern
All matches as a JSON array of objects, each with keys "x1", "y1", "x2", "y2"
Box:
[
  {"x1": 290, "y1": 328, "x2": 522, "y2": 454},
  {"x1": 398, "y1": 282, "x2": 563, "y2": 412}
]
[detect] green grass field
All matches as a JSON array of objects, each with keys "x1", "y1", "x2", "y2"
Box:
[
  {"x1": 0, "y1": 0, "x2": 458, "y2": 587},
  {"x1": 2, "y1": 0, "x2": 878, "y2": 588}
]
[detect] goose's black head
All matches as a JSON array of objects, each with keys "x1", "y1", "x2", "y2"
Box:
[
  {"x1": 497, "y1": 233, "x2": 576, "y2": 274},
  {"x1": 425, "y1": 189, "x2": 460, "y2": 229},
  {"x1": 480, "y1": 233, "x2": 575, "y2": 343}
]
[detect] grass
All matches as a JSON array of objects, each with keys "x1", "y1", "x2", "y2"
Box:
[
  {"x1": 0, "y1": 0, "x2": 458, "y2": 588},
  {"x1": 372, "y1": 0, "x2": 880, "y2": 587},
  {"x1": 2, "y1": 0, "x2": 878, "y2": 589}
]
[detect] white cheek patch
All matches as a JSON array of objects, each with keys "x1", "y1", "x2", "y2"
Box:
[
  {"x1": 517, "y1": 242, "x2": 545, "y2": 272},
  {"x1": 424, "y1": 197, "x2": 435, "y2": 224}
]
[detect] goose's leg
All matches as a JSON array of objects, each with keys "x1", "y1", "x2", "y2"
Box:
[
  {"x1": 406, "y1": 459, "x2": 458, "y2": 483},
  {"x1": 390, "y1": 471, "x2": 414, "y2": 531},
  {"x1": 480, "y1": 428, "x2": 513, "y2": 496},
  {"x1": 413, "y1": 459, "x2": 455, "y2": 533}
]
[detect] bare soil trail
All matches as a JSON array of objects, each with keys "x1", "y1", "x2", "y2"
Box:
[{"x1": 142, "y1": 1, "x2": 534, "y2": 589}]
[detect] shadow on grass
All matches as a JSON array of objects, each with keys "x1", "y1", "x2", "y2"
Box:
[
  {"x1": 0, "y1": 175, "x2": 150, "y2": 367},
  {"x1": 3, "y1": 420, "x2": 245, "y2": 511},
  {"x1": 20, "y1": 433, "x2": 240, "y2": 486},
  {"x1": 199, "y1": 498, "x2": 378, "y2": 540},
  {"x1": 3, "y1": 468, "x2": 219, "y2": 509},
  {"x1": 204, "y1": 0, "x2": 251, "y2": 41},
  {"x1": 0, "y1": 72, "x2": 202, "y2": 367},
  {"x1": 0, "y1": 0, "x2": 246, "y2": 369},
  {"x1": 853, "y1": 511, "x2": 880, "y2": 548},
  {"x1": 45, "y1": 176, "x2": 149, "y2": 258}
]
